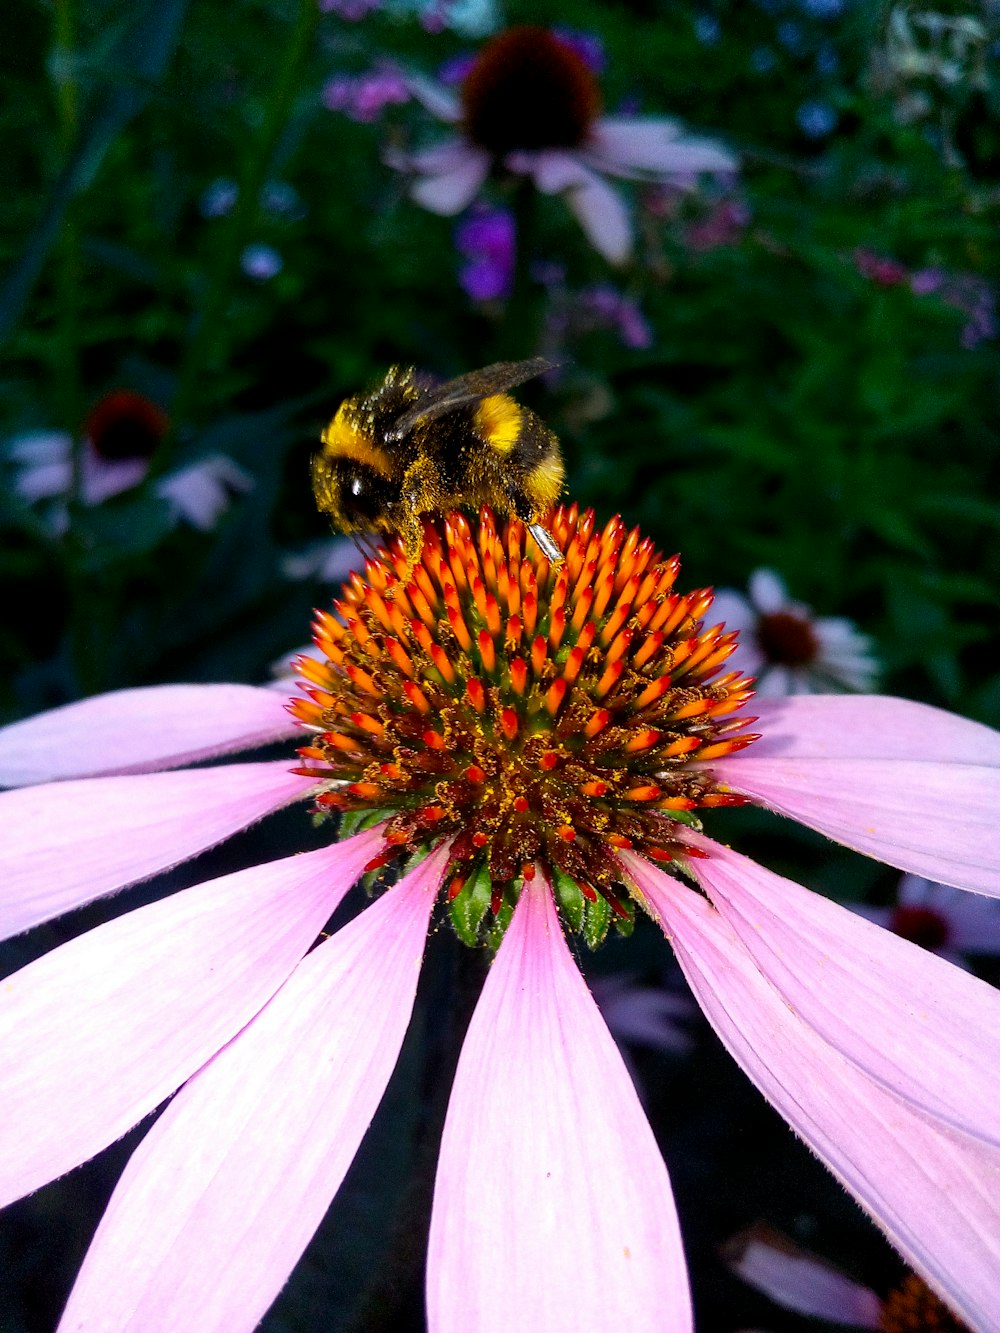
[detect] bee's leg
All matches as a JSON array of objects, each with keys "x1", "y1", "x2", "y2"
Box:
[
  {"x1": 399, "y1": 455, "x2": 442, "y2": 571},
  {"x1": 506, "y1": 486, "x2": 563, "y2": 564},
  {"x1": 526, "y1": 523, "x2": 563, "y2": 563}
]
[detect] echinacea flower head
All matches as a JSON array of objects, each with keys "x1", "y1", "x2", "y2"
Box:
[
  {"x1": 726, "y1": 1225, "x2": 967, "y2": 1331},
  {"x1": 2, "y1": 504, "x2": 1000, "y2": 1331},
  {"x1": 389, "y1": 25, "x2": 737, "y2": 263},
  {"x1": 291, "y1": 506, "x2": 755, "y2": 936},
  {"x1": 712, "y1": 566, "x2": 879, "y2": 695}
]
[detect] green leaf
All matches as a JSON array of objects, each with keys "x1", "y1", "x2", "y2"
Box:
[
  {"x1": 449, "y1": 861, "x2": 492, "y2": 947},
  {"x1": 583, "y1": 892, "x2": 612, "y2": 951},
  {"x1": 552, "y1": 866, "x2": 585, "y2": 933}
]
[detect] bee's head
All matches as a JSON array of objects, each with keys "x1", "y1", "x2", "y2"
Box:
[
  {"x1": 312, "y1": 399, "x2": 405, "y2": 534},
  {"x1": 312, "y1": 453, "x2": 402, "y2": 534}
]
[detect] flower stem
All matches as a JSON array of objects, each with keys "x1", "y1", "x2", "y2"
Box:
[{"x1": 492, "y1": 178, "x2": 540, "y2": 361}]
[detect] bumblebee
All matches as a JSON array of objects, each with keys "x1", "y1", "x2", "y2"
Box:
[{"x1": 312, "y1": 357, "x2": 565, "y2": 567}]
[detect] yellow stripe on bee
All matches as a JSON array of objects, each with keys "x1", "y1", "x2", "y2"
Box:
[
  {"x1": 475, "y1": 395, "x2": 522, "y2": 454},
  {"x1": 526, "y1": 452, "x2": 565, "y2": 508},
  {"x1": 320, "y1": 403, "x2": 394, "y2": 476}
]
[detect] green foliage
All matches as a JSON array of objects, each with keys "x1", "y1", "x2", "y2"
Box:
[{"x1": 3, "y1": 0, "x2": 996, "y2": 726}]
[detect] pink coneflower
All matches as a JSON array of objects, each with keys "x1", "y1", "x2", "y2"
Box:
[
  {"x1": 726, "y1": 1225, "x2": 967, "y2": 1330},
  {"x1": 387, "y1": 25, "x2": 736, "y2": 263},
  {"x1": 5, "y1": 390, "x2": 252, "y2": 534},
  {"x1": 712, "y1": 566, "x2": 879, "y2": 695},
  {"x1": 1, "y1": 505, "x2": 999, "y2": 1330}
]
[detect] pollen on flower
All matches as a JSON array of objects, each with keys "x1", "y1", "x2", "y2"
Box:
[
  {"x1": 460, "y1": 26, "x2": 603, "y2": 156},
  {"x1": 290, "y1": 505, "x2": 758, "y2": 943}
]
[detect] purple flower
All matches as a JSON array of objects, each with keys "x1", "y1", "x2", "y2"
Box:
[
  {"x1": 322, "y1": 64, "x2": 410, "y2": 122},
  {"x1": 727, "y1": 1227, "x2": 966, "y2": 1329},
  {"x1": 551, "y1": 26, "x2": 606, "y2": 74},
  {"x1": 711, "y1": 567, "x2": 879, "y2": 695},
  {"x1": 685, "y1": 197, "x2": 751, "y2": 251},
  {"x1": 454, "y1": 205, "x2": 516, "y2": 301},
  {"x1": 912, "y1": 268, "x2": 998, "y2": 348},
  {"x1": 319, "y1": 0, "x2": 380, "y2": 19},
  {"x1": 541, "y1": 279, "x2": 655, "y2": 350}
]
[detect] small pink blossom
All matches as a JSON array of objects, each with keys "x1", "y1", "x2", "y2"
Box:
[
  {"x1": 853, "y1": 247, "x2": 910, "y2": 286},
  {"x1": 322, "y1": 64, "x2": 411, "y2": 122},
  {"x1": 685, "y1": 197, "x2": 751, "y2": 251}
]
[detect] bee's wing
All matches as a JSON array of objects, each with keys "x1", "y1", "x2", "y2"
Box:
[{"x1": 385, "y1": 357, "x2": 556, "y2": 441}]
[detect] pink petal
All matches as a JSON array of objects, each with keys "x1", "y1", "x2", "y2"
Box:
[
  {"x1": 406, "y1": 73, "x2": 462, "y2": 121},
  {"x1": 709, "y1": 752, "x2": 1000, "y2": 894},
  {"x1": 426, "y1": 876, "x2": 691, "y2": 1333},
  {"x1": 0, "y1": 684, "x2": 300, "y2": 787},
  {"x1": 727, "y1": 1235, "x2": 882, "y2": 1327},
  {"x1": 588, "y1": 117, "x2": 737, "y2": 178},
  {"x1": 389, "y1": 140, "x2": 490, "y2": 214},
  {"x1": 747, "y1": 567, "x2": 791, "y2": 614},
  {"x1": 13, "y1": 457, "x2": 73, "y2": 501},
  {"x1": 666, "y1": 838, "x2": 1000, "y2": 1150},
  {"x1": 155, "y1": 455, "x2": 252, "y2": 531},
  {"x1": 81, "y1": 451, "x2": 148, "y2": 503},
  {"x1": 741, "y1": 694, "x2": 1000, "y2": 763},
  {"x1": 58, "y1": 845, "x2": 447, "y2": 1333},
  {"x1": 8, "y1": 429, "x2": 72, "y2": 467},
  {"x1": 0, "y1": 760, "x2": 316, "y2": 939},
  {"x1": 0, "y1": 827, "x2": 384, "y2": 1209},
  {"x1": 514, "y1": 147, "x2": 592, "y2": 193},
  {"x1": 628, "y1": 858, "x2": 1000, "y2": 1330},
  {"x1": 512, "y1": 150, "x2": 633, "y2": 263}
]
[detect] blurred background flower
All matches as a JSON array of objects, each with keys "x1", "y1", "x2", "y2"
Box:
[
  {"x1": 725, "y1": 1225, "x2": 966, "y2": 1331},
  {"x1": 4, "y1": 391, "x2": 251, "y2": 536},
  {"x1": 711, "y1": 569, "x2": 880, "y2": 695},
  {"x1": 853, "y1": 873, "x2": 1000, "y2": 969},
  {"x1": 385, "y1": 24, "x2": 736, "y2": 261}
]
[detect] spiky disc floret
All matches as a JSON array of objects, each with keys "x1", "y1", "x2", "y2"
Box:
[{"x1": 290, "y1": 505, "x2": 757, "y2": 945}]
